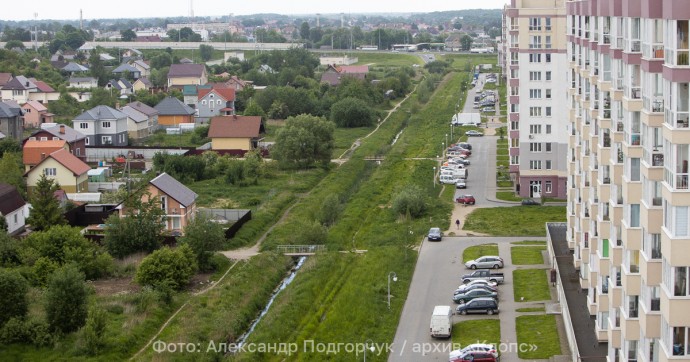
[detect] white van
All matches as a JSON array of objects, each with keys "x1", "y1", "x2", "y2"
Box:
[
  {"x1": 430, "y1": 305, "x2": 452, "y2": 338},
  {"x1": 439, "y1": 174, "x2": 457, "y2": 184}
]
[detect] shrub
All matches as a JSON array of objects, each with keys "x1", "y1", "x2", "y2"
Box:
[
  {"x1": 81, "y1": 306, "x2": 107, "y2": 355},
  {"x1": 45, "y1": 264, "x2": 89, "y2": 334},
  {"x1": 330, "y1": 97, "x2": 376, "y2": 128},
  {"x1": 294, "y1": 220, "x2": 328, "y2": 245},
  {"x1": 0, "y1": 317, "x2": 52, "y2": 346},
  {"x1": 392, "y1": 185, "x2": 428, "y2": 219},
  {"x1": 0, "y1": 269, "x2": 29, "y2": 325},
  {"x1": 181, "y1": 213, "x2": 227, "y2": 271},
  {"x1": 317, "y1": 194, "x2": 343, "y2": 226},
  {"x1": 135, "y1": 244, "x2": 198, "y2": 290}
]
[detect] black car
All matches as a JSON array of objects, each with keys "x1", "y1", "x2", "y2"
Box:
[
  {"x1": 521, "y1": 198, "x2": 540, "y2": 206},
  {"x1": 455, "y1": 297, "x2": 499, "y2": 315},
  {"x1": 428, "y1": 227, "x2": 442, "y2": 241},
  {"x1": 458, "y1": 142, "x2": 472, "y2": 150},
  {"x1": 452, "y1": 289, "x2": 498, "y2": 304}
]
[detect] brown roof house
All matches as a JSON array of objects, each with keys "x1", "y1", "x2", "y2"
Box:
[
  {"x1": 0, "y1": 183, "x2": 27, "y2": 235},
  {"x1": 208, "y1": 115, "x2": 264, "y2": 152},
  {"x1": 22, "y1": 139, "x2": 69, "y2": 171},
  {"x1": 154, "y1": 97, "x2": 195, "y2": 126},
  {"x1": 28, "y1": 124, "x2": 87, "y2": 161},
  {"x1": 21, "y1": 101, "x2": 55, "y2": 128},
  {"x1": 320, "y1": 64, "x2": 369, "y2": 86},
  {"x1": 25, "y1": 148, "x2": 91, "y2": 196},
  {"x1": 167, "y1": 64, "x2": 208, "y2": 89}
]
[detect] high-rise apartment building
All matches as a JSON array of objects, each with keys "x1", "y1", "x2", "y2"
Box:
[
  {"x1": 567, "y1": 0, "x2": 690, "y2": 361},
  {"x1": 501, "y1": 0, "x2": 569, "y2": 199}
]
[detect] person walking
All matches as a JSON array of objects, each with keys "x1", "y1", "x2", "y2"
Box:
[{"x1": 455, "y1": 219, "x2": 461, "y2": 230}]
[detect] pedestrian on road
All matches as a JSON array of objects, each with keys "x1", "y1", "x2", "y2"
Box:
[{"x1": 455, "y1": 219, "x2": 461, "y2": 230}]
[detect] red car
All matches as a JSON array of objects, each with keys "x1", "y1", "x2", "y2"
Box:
[{"x1": 456, "y1": 195, "x2": 476, "y2": 205}]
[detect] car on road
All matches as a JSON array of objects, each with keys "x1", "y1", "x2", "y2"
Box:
[
  {"x1": 456, "y1": 195, "x2": 476, "y2": 205},
  {"x1": 455, "y1": 297, "x2": 500, "y2": 315},
  {"x1": 465, "y1": 256, "x2": 504, "y2": 269},
  {"x1": 451, "y1": 343, "x2": 499, "y2": 359},
  {"x1": 455, "y1": 180, "x2": 467, "y2": 189},
  {"x1": 465, "y1": 130, "x2": 484, "y2": 137},
  {"x1": 428, "y1": 227, "x2": 443, "y2": 241},
  {"x1": 458, "y1": 142, "x2": 472, "y2": 150},
  {"x1": 461, "y1": 270, "x2": 505, "y2": 284},
  {"x1": 521, "y1": 198, "x2": 540, "y2": 205},
  {"x1": 457, "y1": 159, "x2": 470, "y2": 165},
  {"x1": 457, "y1": 279, "x2": 498, "y2": 291},
  {"x1": 481, "y1": 107, "x2": 496, "y2": 113},
  {"x1": 453, "y1": 284, "x2": 497, "y2": 296},
  {"x1": 449, "y1": 350, "x2": 498, "y2": 362},
  {"x1": 453, "y1": 288, "x2": 498, "y2": 304}
]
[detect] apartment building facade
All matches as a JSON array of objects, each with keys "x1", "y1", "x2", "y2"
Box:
[
  {"x1": 502, "y1": 0, "x2": 569, "y2": 199},
  {"x1": 567, "y1": 0, "x2": 690, "y2": 361}
]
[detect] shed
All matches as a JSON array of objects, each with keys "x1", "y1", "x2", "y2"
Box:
[{"x1": 88, "y1": 168, "x2": 107, "y2": 182}]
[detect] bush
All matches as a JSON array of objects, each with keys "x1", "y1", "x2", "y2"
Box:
[
  {"x1": 81, "y1": 306, "x2": 107, "y2": 355},
  {"x1": 31, "y1": 257, "x2": 60, "y2": 287},
  {"x1": 330, "y1": 97, "x2": 376, "y2": 128},
  {"x1": 45, "y1": 264, "x2": 89, "y2": 334},
  {"x1": 392, "y1": 185, "x2": 428, "y2": 219},
  {"x1": 317, "y1": 194, "x2": 343, "y2": 226},
  {"x1": 0, "y1": 269, "x2": 29, "y2": 325},
  {"x1": 181, "y1": 213, "x2": 227, "y2": 271},
  {"x1": 135, "y1": 244, "x2": 198, "y2": 290},
  {"x1": 294, "y1": 220, "x2": 328, "y2": 245},
  {"x1": 0, "y1": 317, "x2": 52, "y2": 346}
]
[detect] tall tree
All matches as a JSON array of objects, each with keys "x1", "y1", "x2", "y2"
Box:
[
  {"x1": 27, "y1": 174, "x2": 66, "y2": 231},
  {"x1": 199, "y1": 44, "x2": 214, "y2": 62},
  {"x1": 300, "y1": 22, "x2": 310, "y2": 40},
  {"x1": 0, "y1": 269, "x2": 28, "y2": 326},
  {"x1": 181, "y1": 213, "x2": 226, "y2": 271},
  {"x1": 104, "y1": 192, "x2": 165, "y2": 258},
  {"x1": 272, "y1": 114, "x2": 335, "y2": 168},
  {"x1": 0, "y1": 152, "x2": 25, "y2": 196},
  {"x1": 460, "y1": 34, "x2": 473, "y2": 51},
  {"x1": 120, "y1": 29, "x2": 137, "y2": 41},
  {"x1": 45, "y1": 264, "x2": 88, "y2": 333}
]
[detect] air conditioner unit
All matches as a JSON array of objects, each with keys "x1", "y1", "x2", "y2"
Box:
[{"x1": 529, "y1": 135, "x2": 535, "y2": 139}]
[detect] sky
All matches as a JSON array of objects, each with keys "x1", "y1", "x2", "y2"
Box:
[{"x1": 3, "y1": 0, "x2": 509, "y2": 21}]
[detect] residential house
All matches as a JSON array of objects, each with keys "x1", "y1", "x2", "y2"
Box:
[
  {"x1": 123, "y1": 172, "x2": 197, "y2": 234},
  {"x1": 259, "y1": 64, "x2": 275, "y2": 74},
  {"x1": 136, "y1": 35, "x2": 162, "y2": 42},
  {"x1": 28, "y1": 80, "x2": 59, "y2": 103},
  {"x1": 22, "y1": 139, "x2": 69, "y2": 171},
  {"x1": 154, "y1": 97, "x2": 195, "y2": 126},
  {"x1": 21, "y1": 101, "x2": 54, "y2": 128},
  {"x1": 182, "y1": 85, "x2": 203, "y2": 108},
  {"x1": 67, "y1": 91, "x2": 92, "y2": 103},
  {"x1": 111, "y1": 63, "x2": 141, "y2": 79},
  {"x1": 122, "y1": 48, "x2": 142, "y2": 59},
  {"x1": 29, "y1": 124, "x2": 87, "y2": 161},
  {"x1": 131, "y1": 60, "x2": 151, "y2": 78},
  {"x1": 25, "y1": 148, "x2": 90, "y2": 195},
  {"x1": 132, "y1": 77, "x2": 153, "y2": 92},
  {"x1": 105, "y1": 78, "x2": 133, "y2": 96},
  {"x1": 60, "y1": 62, "x2": 90, "y2": 75},
  {"x1": 320, "y1": 65, "x2": 369, "y2": 86},
  {"x1": 69, "y1": 77, "x2": 98, "y2": 89},
  {"x1": 197, "y1": 88, "x2": 235, "y2": 122},
  {"x1": 126, "y1": 101, "x2": 159, "y2": 129},
  {"x1": 0, "y1": 101, "x2": 24, "y2": 141},
  {"x1": 0, "y1": 183, "x2": 26, "y2": 235},
  {"x1": 179, "y1": 58, "x2": 194, "y2": 64},
  {"x1": 99, "y1": 53, "x2": 116, "y2": 62},
  {"x1": 72, "y1": 105, "x2": 128, "y2": 146},
  {"x1": 0, "y1": 73, "x2": 12, "y2": 88},
  {"x1": 120, "y1": 105, "x2": 155, "y2": 139},
  {"x1": 1, "y1": 76, "x2": 36, "y2": 104},
  {"x1": 208, "y1": 115, "x2": 264, "y2": 151},
  {"x1": 167, "y1": 64, "x2": 208, "y2": 88},
  {"x1": 224, "y1": 76, "x2": 251, "y2": 91}
]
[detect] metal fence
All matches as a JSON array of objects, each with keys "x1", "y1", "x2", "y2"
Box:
[{"x1": 276, "y1": 245, "x2": 326, "y2": 254}]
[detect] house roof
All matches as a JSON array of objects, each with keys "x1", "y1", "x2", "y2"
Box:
[
  {"x1": 112, "y1": 63, "x2": 139, "y2": 74},
  {"x1": 0, "y1": 73, "x2": 12, "y2": 87},
  {"x1": 120, "y1": 106, "x2": 149, "y2": 123},
  {"x1": 23, "y1": 100, "x2": 47, "y2": 112},
  {"x1": 31, "y1": 148, "x2": 90, "y2": 177},
  {"x1": 0, "y1": 183, "x2": 25, "y2": 216},
  {"x1": 74, "y1": 105, "x2": 127, "y2": 121},
  {"x1": 179, "y1": 58, "x2": 194, "y2": 64},
  {"x1": 32, "y1": 80, "x2": 55, "y2": 93},
  {"x1": 0, "y1": 101, "x2": 22, "y2": 118},
  {"x1": 23, "y1": 139, "x2": 67, "y2": 165},
  {"x1": 2, "y1": 76, "x2": 34, "y2": 90},
  {"x1": 198, "y1": 87, "x2": 236, "y2": 102},
  {"x1": 61, "y1": 62, "x2": 89, "y2": 72},
  {"x1": 208, "y1": 115, "x2": 262, "y2": 139},
  {"x1": 132, "y1": 60, "x2": 151, "y2": 70},
  {"x1": 154, "y1": 97, "x2": 195, "y2": 116},
  {"x1": 339, "y1": 65, "x2": 369, "y2": 74},
  {"x1": 35, "y1": 124, "x2": 86, "y2": 143},
  {"x1": 149, "y1": 172, "x2": 197, "y2": 207},
  {"x1": 126, "y1": 101, "x2": 158, "y2": 116},
  {"x1": 168, "y1": 63, "x2": 205, "y2": 78},
  {"x1": 99, "y1": 53, "x2": 115, "y2": 61},
  {"x1": 69, "y1": 76, "x2": 97, "y2": 83},
  {"x1": 51, "y1": 60, "x2": 69, "y2": 70},
  {"x1": 134, "y1": 77, "x2": 152, "y2": 87}
]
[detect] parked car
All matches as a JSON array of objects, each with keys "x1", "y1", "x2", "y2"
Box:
[
  {"x1": 453, "y1": 284, "x2": 497, "y2": 296},
  {"x1": 455, "y1": 180, "x2": 467, "y2": 189},
  {"x1": 465, "y1": 256, "x2": 505, "y2": 269},
  {"x1": 457, "y1": 279, "x2": 498, "y2": 291},
  {"x1": 456, "y1": 195, "x2": 476, "y2": 205},
  {"x1": 465, "y1": 130, "x2": 484, "y2": 137},
  {"x1": 461, "y1": 270, "x2": 505, "y2": 284},
  {"x1": 458, "y1": 142, "x2": 472, "y2": 150},
  {"x1": 521, "y1": 198, "x2": 540, "y2": 205},
  {"x1": 449, "y1": 350, "x2": 498, "y2": 362},
  {"x1": 455, "y1": 297, "x2": 500, "y2": 315},
  {"x1": 451, "y1": 344, "x2": 499, "y2": 359},
  {"x1": 453, "y1": 288, "x2": 498, "y2": 304},
  {"x1": 481, "y1": 107, "x2": 496, "y2": 113},
  {"x1": 457, "y1": 159, "x2": 471, "y2": 166},
  {"x1": 428, "y1": 227, "x2": 443, "y2": 241}
]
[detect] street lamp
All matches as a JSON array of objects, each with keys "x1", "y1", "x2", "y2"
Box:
[
  {"x1": 446, "y1": 133, "x2": 449, "y2": 149},
  {"x1": 387, "y1": 272, "x2": 398, "y2": 309},
  {"x1": 433, "y1": 166, "x2": 436, "y2": 188},
  {"x1": 364, "y1": 339, "x2": 375, "y2": 362}
]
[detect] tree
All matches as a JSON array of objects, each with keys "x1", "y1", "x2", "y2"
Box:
[
  {"x1": 104, "y1": 195, "x2": 165, "y2": 258},
  {"x1": 120, "y1": 29, "x2": 136, "y2": 41},
  {"x1": 27, "y1": 174, "x2": 66, "y2": 231},
  {"x1": 460, "y1": 34, "x2": 473, "y2": 51},
  {"x1": 243, "y1": 99, "x2": 266, "y2": 119},
  {"x1": 45, "y1": 264, "x2": 88, "y2": 334},
  {"x1": 392, "y1": 185, "x2": 428, "y2": 220},
  {"x1": 181, "y1": 213, "x2": 226, "y2": 271},
  {"x1": 300, "y1": 22, "x2": 310, "y2": 40},
  {"x1": 88, "y1": 50, "x2": 108, "y2": 86},
  {"x1": 199, "y1": 44, "x2": 214, "y2": 62},
  {"x1": 0, "y1": 152, "x2": 25, "y2": 197},
  {"x1": 82, "y1": 306, "x2": 107, "y2": 354},
  {"x1": 330, "y1": 97, "x2": 376, "y2": 128},
  {"x1": 271, "y1": 114, "x2": 335, "y2": 168},
  {"x1": 453, "y1": 21, "x2": 463, "y2": 30},
  {"x1": 135, "y1": 244, "x2": 197, "y2": 290},
  {"x1": 0, "y1": 269, "x2": 28, "y2": 326},
  {"x1": 4, "y1": 40, "x2": 25, "y2": 50}
]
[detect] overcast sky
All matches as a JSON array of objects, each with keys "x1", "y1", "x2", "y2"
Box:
[{"x1": 4, "y1": 1, "x2": 509, "y2": 21}]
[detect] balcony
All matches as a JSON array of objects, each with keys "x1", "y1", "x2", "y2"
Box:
[{"x1": 661, "y1": 290, "x2": 690, "y2": 326}]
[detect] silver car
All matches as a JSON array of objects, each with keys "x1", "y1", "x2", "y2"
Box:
[{"x1": 464, "y1": 256, "x2": 504, "y2": 269}]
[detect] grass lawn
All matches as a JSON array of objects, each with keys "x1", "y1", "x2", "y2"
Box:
[
  {"x1": 516, "y1": 307, "x2": 546, "y2": 313},
  {"x1": 511, "y1": 246, "x2": 547, "y2": 265},
  {"x1": 140, "y1": 130, "x2": 207, "y2": 148},
  {"x1": 496, "y1": 191, "x2": 521, "y2": 202},
  {"x1": 353, "y1": 52, "x2": 423, "y2": 67},
  {"x1": 333, "y1": 126, "x2": 376, "y2": 158},
  {"x1": 513, "y1": 269, "x2": 551, "y2": 302},
  {"x1": 462, "y1": 243, "x2": 499, "y2": 263},
  {"x1": 451, "y1": 319, "x2": 501, "y2": 347},
  {"x1": 511, "y1": 240, "x2": 547, "y2": 245},
  {"x1": 464, "y1": 206, "x2": 566, "y2": 236},
  {"x1": 516, "y1": 315, "x2": 562, "y2": 359}
]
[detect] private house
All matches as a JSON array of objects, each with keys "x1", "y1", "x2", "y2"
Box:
[
  {"x1": 106, "y1": 78, "x2": 133, "y2": 96},
  {"x1": 0, "y1": 183, "x2": 27, "y2": 235},
  {"x1": 154, "y1": 97, "x2": 195, "y2": 126},
  {"x1": 72, "y1": 105, "x2": 128, "y2": 146},
  {"x1": 224, "y1": 76, "x2": 251, "y2": 91},
  {"x1": 60, "y1": 62, "x2": 90, "y2": 75},
  {"x1": 125, "y1": 101, "x2": 159, "y2": 133},
  {"x1": 182, "y1": 85, "x2": 203, "y2": 108},
  {"x1": 111, "y1": 63, "x2": 141, "y2": 79},
  {"x1": 122, "y1": 48, "x2": 142, "y2": 59},
  {"x1": 29, "y1": 80, "x2": 59, "y2": 103},
  {"x1": 167, "y1": 64, "x2": 207, "y2": 88},
  {"x1": 120, "y1": 105, "x2": 154, "y2": 139},
  {"x1": 22, "y1": 139, "x2": 69, "y2": 171},
  {"x1": 25, "y1": 148, "x2": 90, "y2": 196},
  {"x1": 21, "y1": 101, "x2": 54, "y2": 128},
  {"x1": 208, "y1": 115, "x2": 263, "y2": 152},
  {"x1": 259, "y1": 64, "x2": 275, "y2": 74},
  {"x1": 67, "y1": 91, "x2": 92, "y2": 103},
  {"x1": 131, "y1": 60, "x2": 151, "y2": 78},
  {"x1": 0, "y1": 101, "x2": 24, "y2": 141},
  {"x1": 0, "y1": 73, "x2": 12, "y2": 88},
  {"x1": 197, "y1": 88, "x2": 235, "y2": 122},
  {"x1": 99, "y1": 53, "x2": 116, "y2": 62},
  {"x1": 132, "y1": 77, "x2": 153, "y2": 92},
  {"x1": 123, "y1": 172, "x2": 197, "y2": 234},
  {"x1": 28, "y1": 124, "x2": 87, "y2": 161},
  {"x1": 320, "y1": 65, "x2": 369, "y2": 86},
  {"x1": 1, "y1": 76, "x2": 36, "y2": 104},
  {"x1": 69, "y1": 77, "x2": 98, "y2": 89},
  {"x1": 179, "y1": 58, "x2": 194, "y2": 64}
]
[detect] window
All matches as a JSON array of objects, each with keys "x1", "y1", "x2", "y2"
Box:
[
  {"x1": 202, "y1": 100, "x2": 207, "y2": 105},
  {"x1": 672, "y1": 326, "x2": 689, "y2": 356},
  {"x1": 529, "y1": 17, "x2": 542, "y2": 31},
  {"x1": 217, "y1": 100, "x2": 221, "y2": 105},
  {"x1": 545, "y1": 36, "x2": 552, "y2": 49},
  {"x1": 160, "y1": 196, "x2": 167, "y2": 211},
  {"x1": 529, "y1": 53, "x2": 542, "y2": 63},
  {"x1": 24, "y1": 108, "x2": 31, "y2": 113},
  {"x1": 101, "y1": 136, "x2": 112, "y2": 145},
  {"x1": 545, "y1": 53, "x2": 552, "y2": 63},
  {"x1": 529, "y1": 71, "x2": 542, "y2": 81},
  {"x1": 530, "y1": 124, "x2": 542, "y2": 134},
  {"x1": 630, "y1": 204, "x2": 640, "y2": 227},
  {"x1": 546, "y1": 107, "x2": 552, "y2": 116},
  {"x1": 546, "y1": 160, "x2": 552, "y2": 169},
  {"x1": 13, "y1": 214, "x2": 17, "y2": 224},
  {"x1": 546, "y1": 125, "x2": 552, "y2": 134},
  {"x1": 530, "y1": 107, "x2": 542, "y2": 117},
  {"x1": 545, "y1": 71, "x2": 552, "y2": 81},
  {"x1": 40, "y1": 137, "x2": 47, "y2": 141},
  {"x1": 530, "y1": 36, "x2": 542, "y2": 49},
  {"x1": 545, "y1": 89, "x2": 552, "y2": 99},
  {"x1": 530, "y1": 160, "x2": 542, "y2": 169},
  {"x1": 529, "y1": 89, "x2": 542, "y2": 99},
  {"x1": 511, "y1": 121, "x2": 519, "y2": 130},
  {"x1": 530, "y1": 143, "x2": 542, "y2": 152},
  {"x1": 102, "y1": 121, "x2": 111, "y2": 128},
  {"x1": 545, "y1": 17, "x2": 552, "y2": 31},
  {"x1": 76, "y1": 148, "x2": 80, "y2": 156},
  {"x1": 44, "y1": 168, "x2": 56, "y2": 176},
  {"x1": 545, "y1": 181, "x2": 552, "y2": 193},
  {"x1": 546, "y1": 142, "x2": 552, "y2": 152},
  {"x1": 85, "y1": 137, "x2": 90, "y2": 145}
]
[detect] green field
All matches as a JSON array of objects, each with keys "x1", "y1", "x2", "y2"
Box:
[
  {"x1": 464, "y1": 206, "x2": 566, "y2": 236},
  {"x1": 513, "y1": 269, "x2": 551, "y2": 302},
  {"x1": 516, "y1": 315, "x2": 562, "y2": 359},
  {"x1": 510, "y1": 246, "x2": 547, "y2": 265},
  {"x1": 451, "y1": 319, "x2": 501, "y2": 348},
  {"x1": 462, "y1": 244, "x2": 499, "y2": 263},
  {"x1": 353, "y1": 52, "x2": 424, "y2": 67}
]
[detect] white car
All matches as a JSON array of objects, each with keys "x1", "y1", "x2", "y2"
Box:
[
  {"x1": 456, "y1": 280, "x2": 498, "y2": 292},
  {"x1": 449, "y1": 344, "x2": 499, "y2": 361}
]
